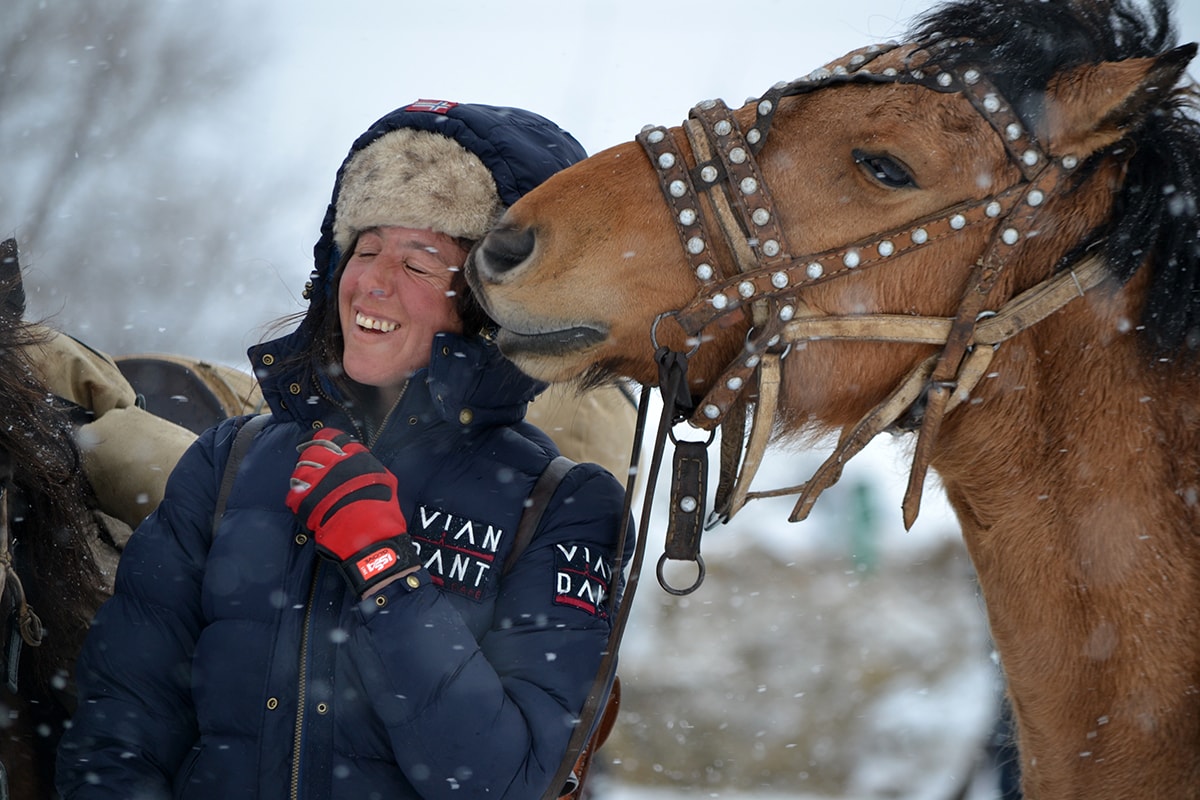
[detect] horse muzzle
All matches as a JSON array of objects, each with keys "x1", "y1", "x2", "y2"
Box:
[
  {"x1": 467, "y1": 226, "x2": 608, "y2": 369},
  {"x1": 469, "y1": 223, "x2": 535, "y2": 285}
]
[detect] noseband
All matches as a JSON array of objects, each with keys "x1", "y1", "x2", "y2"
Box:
[{"x1": 635, "y1": 41, "x2": 1109, "y2": 577}]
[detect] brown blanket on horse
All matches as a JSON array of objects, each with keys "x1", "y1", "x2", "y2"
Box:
[{"x1": 30, "y1": 331, "x2": 241, "y2": 528}]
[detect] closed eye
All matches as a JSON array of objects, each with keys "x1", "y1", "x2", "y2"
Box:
[{"x1": 853, "y1": 149, "x2": 918, "y2": 189}]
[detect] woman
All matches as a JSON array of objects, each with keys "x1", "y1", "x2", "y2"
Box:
[{"x1": 57, "y1": 101, "x2": 629, "y2": 799}]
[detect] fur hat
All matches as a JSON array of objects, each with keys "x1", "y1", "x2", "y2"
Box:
[{"x1": 332, "y1": 127, "x2": 502, "y2": 254}]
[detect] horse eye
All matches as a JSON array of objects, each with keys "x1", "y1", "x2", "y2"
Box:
[{"x1": 853, "y1": 149, "x2": 917, "y2": 189}]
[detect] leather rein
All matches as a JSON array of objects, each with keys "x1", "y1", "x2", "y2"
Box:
[
  {"x1": 632, "y1": 41, "x2": 1110, "y2": 593},
  {"x1": 0, "y1": 470, "x2": 45, "y2": 697}
]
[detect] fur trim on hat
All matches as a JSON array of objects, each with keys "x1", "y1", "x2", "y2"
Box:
[{"x1": 333, "y1": 128, "x2": 502, "y2": 253}]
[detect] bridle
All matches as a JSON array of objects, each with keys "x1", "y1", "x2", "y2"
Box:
[{"x1": 633, "y1": 41, "x2": 1112, "y2": 592}]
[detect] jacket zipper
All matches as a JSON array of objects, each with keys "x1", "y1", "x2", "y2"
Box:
[
  {"x1": 286, "y1": 375, "x2": 409, "y2": 798},
  {"x1": 366, "y1": 380, "x2": 409, "y2": 448},
  {"x1": 313, "y1": 378, "x2": 409, "y2": 448},
  {"x1": 289, "y1": 566, "x2": 320, "y2": 800}
]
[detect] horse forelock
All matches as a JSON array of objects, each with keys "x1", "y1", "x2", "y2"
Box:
[
  {"x1": 912, "y1": 0, "x2": 1177, "y2": 103},
  {"x1": 913, "y1": 0, "x2": 1200, "y2": 363}
]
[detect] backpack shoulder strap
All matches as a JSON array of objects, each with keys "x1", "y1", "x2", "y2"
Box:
[
  {"x1": 212, "y1": 413, "x2": 272, "y2": 536},
  {"x1": 502, "y1": 455, "x2": 575, "y2": 576},
  {"x1": 498, "y1": 454, "x2": 623, "y2": 800}
]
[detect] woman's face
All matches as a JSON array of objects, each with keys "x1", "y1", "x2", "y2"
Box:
[{"x1": 337, "y1": 226, "x2": 466, "y2": 394}]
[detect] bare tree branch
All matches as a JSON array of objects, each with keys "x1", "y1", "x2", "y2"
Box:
[{"x1": 2, "y1": 1, "x2": 290, "y2": 363}]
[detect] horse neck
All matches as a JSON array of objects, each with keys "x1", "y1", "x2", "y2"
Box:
[
  {"x1": 932, "y1": 287, "x2": 1200, "y2": 797},
  {"x1": 935, "y1": 268, "x2": 1200, "y2": 529}
]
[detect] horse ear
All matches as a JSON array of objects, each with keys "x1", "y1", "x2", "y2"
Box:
[{"x1": 1043, "y1": 43, "x2": 1197, "y2": 159}]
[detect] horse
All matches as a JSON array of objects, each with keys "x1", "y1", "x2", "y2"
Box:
[
  {"x1": 465, "y1": 0, "x2": 1200, "y2": 797},
  {"x1": 0, "y1": 239, "x2": 110, "y2": 799},
  {"x1": 0, "y1": 238, "x2": 266, "y2": 799}
]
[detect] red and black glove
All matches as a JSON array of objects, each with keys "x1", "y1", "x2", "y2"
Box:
[{"x1": 287, "y1": 428, "x2": 419, "y2": 596}]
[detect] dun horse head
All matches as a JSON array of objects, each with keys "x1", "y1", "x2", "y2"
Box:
[
  {"x1": 469, "y1": 1, "x2": 1200, "y2": 798},
  {"x1": 472, "y1": 3, "x2": 1197, "y2": 416}
]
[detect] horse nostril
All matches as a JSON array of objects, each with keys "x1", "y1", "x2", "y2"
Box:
[{"x1": 477, "y1": 225, "x2": 535, "y2": 278}]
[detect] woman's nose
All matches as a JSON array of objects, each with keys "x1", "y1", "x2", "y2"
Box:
[
  {"x1": 360, "y1": 250, "x2": 402, "y2": 293},
  {"x1": 361, "y1": 270, "x2": 392, "y2": 297}
]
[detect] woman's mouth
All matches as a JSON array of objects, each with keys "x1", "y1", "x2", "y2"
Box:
[{"x1": 356, "y1": 311, "x2": 398, "y2": 333}]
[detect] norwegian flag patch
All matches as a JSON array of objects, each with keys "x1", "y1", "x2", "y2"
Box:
[
  {"x1": 554, "y1": 543, "x2": 613, "y2": 618},
  {"x1": 404, "y1": 99, "x2": 459, "y2": 114}
]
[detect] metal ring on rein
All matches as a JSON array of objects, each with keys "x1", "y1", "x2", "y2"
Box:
[
  {"x1": 651, "y1": 312, "x2": 700, "y2": 357},
  {"x1": 656, "y1": 552, "x2": 706, "y2": 596}
]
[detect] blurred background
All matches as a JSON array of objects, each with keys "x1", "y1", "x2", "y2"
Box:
[{"x1": 6, "y1": 1, "x2": 1200, "y2": 797}]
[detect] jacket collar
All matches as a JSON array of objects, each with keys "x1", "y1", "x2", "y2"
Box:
[{"x1": 248, "y1": 329, "x2": 543, "y2": 434}]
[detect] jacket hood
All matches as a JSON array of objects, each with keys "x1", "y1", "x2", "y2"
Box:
[
  {"x1": 310, "y1": 100, "x2": 587, "y2": 309},
  {"x1": 249, "y1": 100, "x2": 587, "y2": 430}
]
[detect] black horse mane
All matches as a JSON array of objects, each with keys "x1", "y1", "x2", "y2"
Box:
[
  {"x1": 0, "y1": 243, "x2": 106, "y2": 693},
  {"x1": 911, "y1": 0, "x2": 1200, "y2": 361}
]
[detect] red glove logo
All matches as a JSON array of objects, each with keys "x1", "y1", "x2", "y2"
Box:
[{"x1": 358, "y1": 548, "x2": 398, "y2": 580}]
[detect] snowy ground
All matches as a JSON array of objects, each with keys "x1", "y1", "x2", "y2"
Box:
[
  {"x1": 576, "y1": 424, "x2": 1008, "y2": 799},
  {"x1": 596, "y1": 771, "x2": 1010, "y2": 800}
]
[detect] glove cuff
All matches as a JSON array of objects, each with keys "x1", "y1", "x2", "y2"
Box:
[{"x1": 334, "y1": 534, "x2": 421, "y2": 596}]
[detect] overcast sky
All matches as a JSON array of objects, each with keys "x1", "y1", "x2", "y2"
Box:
[
  {"x1": 239, "y1": 0, "x2": 1200, "y2": 297},
  {"x1": 243, "y1": 1, "x2": 927, "y2": 278}
]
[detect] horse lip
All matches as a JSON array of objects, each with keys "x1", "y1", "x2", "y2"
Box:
[
  {"x1": 464, "y1": 268, "x2": 607, "y2": 355},
  {"x1": 495, "y1": 324, "x2": 607, "y2": 356}
]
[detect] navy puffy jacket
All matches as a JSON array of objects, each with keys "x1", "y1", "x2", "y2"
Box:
[{"x1": 58, "y1": 102, "x2": 630, "y2": 799}]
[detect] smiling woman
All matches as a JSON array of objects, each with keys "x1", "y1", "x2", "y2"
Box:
[{"x1": 56, "y1": 101, "x2": 633, "y2": 800}]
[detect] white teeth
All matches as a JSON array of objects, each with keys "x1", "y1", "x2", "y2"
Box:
[{"x1": 356, "y1": 312, "x2": 397, "y2": 333}]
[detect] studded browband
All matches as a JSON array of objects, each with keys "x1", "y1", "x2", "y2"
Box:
[{"x1": 636, "y1": 41, "x2": 1102, "y2": 542}]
